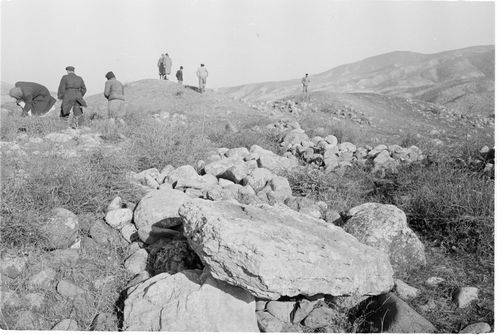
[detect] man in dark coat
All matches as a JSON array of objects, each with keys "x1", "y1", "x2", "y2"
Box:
[
  {"x1": 9, "y1": 82, "x2": 56, "y2": 116},
  {"x1": 57, "y1": 66, "x2": 87, "y2": 127}
]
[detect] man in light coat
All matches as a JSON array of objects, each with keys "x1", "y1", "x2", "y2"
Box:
[
  {"x1": 196, "y1": 64, "x2": 208, "y2": 93},
  {"x1": 103, "y1": 71, "x2": 125, "y2": 122}
]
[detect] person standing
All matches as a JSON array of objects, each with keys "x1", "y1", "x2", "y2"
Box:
[
  {"x1": 301, "y1": 73, "x2": 310, "y2": 93},
  {"x1": 8, "y1": 82, "x2": 56, "y2": 117},
  {"x1": 57, "y1": 66, "x2": 87, "y2": 128},
  {"x1": 196, "y1": 64, "x2": 208, "y2": 93},
  {"x1": 103, "y1": 71, "x2": 125, "y2": 123},
  {"x1": 158, "y1": 53, "x2": 166, "y2": 79},
  {"x1": 164, "y1": 53, "x2": 172, "y2": 80},
  {"x1": 176, "y1": 66, "x2": 184, "y2": 85}
]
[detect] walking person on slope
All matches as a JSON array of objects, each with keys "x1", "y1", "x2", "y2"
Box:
[
  {"x1": 103, "y1": 71, "x2": 125, "y2": 125},
  {"x1": 196, "y1": 64, "x2": 208, "y2": 93},
  {"x1": 176, "y1": 66, "x2": 184, "y2": 85},
  {"x1": 57, "y1": 66, "x2": 87, "y2": 128},
  {"x1": 302, "y1": 73, "x2": 310, "y2": 94},
  {"x1": 158, "y1": 53, "x2": 166, "y2": 79}
]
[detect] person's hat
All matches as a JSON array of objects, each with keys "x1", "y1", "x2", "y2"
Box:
[
  {"x1": 9, "y1": 87, "x2": 22, "y2": 99},
  {"x1": 65, "y1": 66, "x2": 75, "y2": 71},
  {"x1": 105, "y1": 71, "x2": 115, "y2": 80},
  {"x1": 180, "y1": 66, "x2": 183, "y2": 69}
]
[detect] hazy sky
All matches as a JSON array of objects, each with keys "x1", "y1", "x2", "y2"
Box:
[{"x1": 1, "y1": 0, "x2": 495, "y2": 94}]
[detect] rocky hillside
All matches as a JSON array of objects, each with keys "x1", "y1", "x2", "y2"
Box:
[{"x1": 220, "y1": 45, "x2": 494, "y2": 116}]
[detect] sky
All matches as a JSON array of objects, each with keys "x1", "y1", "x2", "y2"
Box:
[{"x1": 0, "y1": 0, "x2": 495, "y2": 95}]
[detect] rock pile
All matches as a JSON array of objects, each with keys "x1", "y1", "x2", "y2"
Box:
[{"x1": 266, "y1": 119, "x2": 425, "y2": 175}]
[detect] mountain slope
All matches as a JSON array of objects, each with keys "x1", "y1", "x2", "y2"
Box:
[{"x1": 220, "y1": 45, "x2": 494, "y2": 116}]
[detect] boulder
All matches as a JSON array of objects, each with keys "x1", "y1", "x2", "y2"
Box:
[
  {"x1": 40, "y1": 208, "x2": 79, "y2": 249},
  {"x1": 105, "y1": 208, "x2": 133, "y2": 230},
  {"x1": 266, "y1": 300, "x2": 296, "y2": 323},
  {"x1": 281, "y1": 129, "x2": 309, "y2": 149},
  {"x1": 179, "y1": 199, "x2": 394, "y2": 300},
  {"x1": 324, "y1": 135, "x2": 338, "y2": 146},
  {"x1": 344, "y1": 203, "x2": 426, "y2": 272},
  {"x1": 243, "y1": 168, "x2": 274, "y2": 193},
  {"x1": 123, "y1": 270, "x2": 258, "y2": 331},
  {"x1": 124, "y1": 248, "x2": 149, "y2": 275},
  {"x1": 57, "y1": 280, "x2": 86, "y2": 298},
  {"x1": 357, "y1": 293, "x2": 436, "y2": 333},
  {"x1": 303, "y1": 305, "x2": 336, "y2": 329},
  {"x1": 106, "y1": 196, "x2": 122, "y2": 212},
  {"x1": 394, "y1": 279, "x2": 420, "y2": 300},
  {"x1": 133, "y1": 188, "x2": 190, "y2": 229},
  {"x1": 256, "y1": 311, "x2": 288, "y2": 332},
  {"x1": 453, "y1": 287, "x2": 479, "y2": 308},
  {"x1": 425, "y1": 276, "x2": 445, "y2": 288}
]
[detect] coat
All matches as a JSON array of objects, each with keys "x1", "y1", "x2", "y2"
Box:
[
  {"x1": 104, "y1": 78, "x2": 125, "y2": 101},
  {"x1": 57, "y1": 73, "x2": 87, "y2": 114},
  {"x1": 196, "y1": 67, "x2": 208, "y2": 79},
  {"x1": 176, "y1": 69, "x2": 183, "y2": 81},
  {"x1": 14, "y1": 81, "x2": 56, "y2": 116}
]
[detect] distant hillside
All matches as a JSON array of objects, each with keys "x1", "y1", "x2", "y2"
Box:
[{"x1": 220, "y1": 45, "x2": 494, "y2": 116}]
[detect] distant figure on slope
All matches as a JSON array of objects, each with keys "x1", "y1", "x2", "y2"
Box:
[
  {"x1": 196, "y1": 64, "x2": 208, "y2": 93},
  {"x1": 103, "y1": 71, "x2": 125, "y2": 123},
  {"x1": 8, "y1": 82, "x2": 56, "y2": 117},
  {"x1": 176, "y1": 66, "x2": 184, "y2": 85},
  {"x1": 302, "y1": 73, "x2": 310, "y2": 93},
  {"x1": 57, "y1": 66, "x2": 87, "y2": 128},
  {"x1": 158, "y1": 53, "x2": 166, "y2": 79}
]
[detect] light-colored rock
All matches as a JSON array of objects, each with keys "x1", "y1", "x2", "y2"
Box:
[
  {"x1": 303, "y1": 305, "x2": 336, "y2": 329},
  {"x1": 459, "y1": 322, "x2": 491, "y2": 333},
  {"x1": 220, "y1": 163, "x2": 252, "y2": 184},
  {"x1": 226, "y1": 147, "x2": 250, "y2": 160},
  {"x1": 28, "y1": 267, "x2": 57, "y2": 290},
  {"x1": 394, "y1": 279, "x2": 420, "y2": 300},
  {"x1": 156, "y1": 164, "x2": 175, "y2": 184},
  {"x1": 123, "y1": 270, "x2": 258, "y2": 331},
  {"x1": 338, "y1": 142, "x2": 356, "y2": 152},
  {"x1": 425, "y1": 276, "x2": 445, "y2": 288},
  {"x1": 179, "y1": 199, "x2": 394, "y2": 300},
  {"x1": 344, "y1": 203, "x2": 426, "y2": 272},
  {"x1": 266, "y1": 300, "x2": 296, "y2": 323},
  {"x1": 368, "y1": 144, "x2": 388, "y2": 157},
  {"x1": 268, "y1": 175, "x2": 292, "y2": 203},
  {"x1": 120, "y1": 223, "x2": 138, "y2": 243},
  {"x1": 0, "y1": 253, "x2": 28, "y2": 278},
  {"x1": 106, "y1": 196, "x2": 122, "y2": 212},
  {"x1": 57, "y1": 279, "x2": 86, "y2": 298},
  {"x1": 293, "y1": 298, "x2": 319, "y2": 324},
  {"x1": 105, "y1": 208, "x2": 133, "y2": 230},
  {"x1": 325, "y1": 135, "x2": 338, "y2": 146},
  {"x1": 133, "y1": 188, "x2": 190, "y2": 229},
  {"x1": 281, "y1": 129, "x2": 309, "y2": 149},
  {"x1": 256, "y1": 311, "x2": 287, "y2": 332},
  {"x1": 52, "y1": 319, "x2": 80, "y2": 330},
  {"x1": 453, "y1": 287, "x2": 479, "y2": 308},
  {"x1": 40, "y1": 208, "x2": 79, "y2": 249},
  {"x1": 124, "y1": 248, "x2": 149, "y2": 275},
  {"x1": 124, "y1": 271, "x2": 151, "y2": 291},
  {"x1": 243, "y1": 167, "x2": 274, "y2": 193}
]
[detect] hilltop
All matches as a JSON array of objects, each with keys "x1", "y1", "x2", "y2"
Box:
[{"x1": 219, "y1": 45, "x2": 494, "y2": 116}]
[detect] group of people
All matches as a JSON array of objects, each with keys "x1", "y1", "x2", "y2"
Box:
[
  {"x1": 8, "y1": 66, "x2": 124, "y2": 128},
  {"x1": 157, "y1": 52, "x2": 209, "y2": 93}
]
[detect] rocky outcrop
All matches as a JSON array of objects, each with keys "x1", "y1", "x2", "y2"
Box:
[{"x1": 179, "y1": 198, "x2": 394, "y2": 300}]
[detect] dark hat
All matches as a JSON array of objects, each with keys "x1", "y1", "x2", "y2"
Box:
[
  {"x1": 65, "y1": 66, "x2": 75, "y2": 71},
  {"x1": 180, "y1": 66, "x2": 183, "y2": 69},
  {"x1": 105, "y1": 71, "x2": 115, "y2": 80}
]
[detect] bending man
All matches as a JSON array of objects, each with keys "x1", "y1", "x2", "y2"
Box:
[{"x1": 9, "y1": 82, "x2": 56, "y2": 117}]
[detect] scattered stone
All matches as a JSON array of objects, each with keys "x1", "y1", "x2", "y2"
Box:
[
  {"x1": 52, "y1": 319, "x2": 80, "y2": 331},
  {"x1": 358, "y1": 293, "x2": 436, "y2": 333},
  {"x1": 40, "y1": 208, "x2": 79, "y2": 249},
  {"x1": 292, "y1": 298, "x2": 318, "y2": 324},
  {"x1": 0, "y1": 253, "x2": 28, "y2": 278},
  {"x1": 255, "y1": 299, "x2": 267, "y2": 311},
  {"x1": 123, "y1": 270, "x2": 258, "y2": 331},
  {"x1": 180, "y1": 199, "x2": 394, "y2": 300},
  {"x1": 120, "y1": 223, "x2": 138, "y2": 243},
  {"x1": 124, "y1": 248, "x2": 149, "y2": 275},
  {"x1": 28, "y1": 267, "x2": 57, "y2": 290},
  {"x1": 303, "y1": 305, "x2": 336, "y2": 329},
  {"x1": 57, "y1": 279, "x2": 86, "y2": 298},
  {"x1": 256, "y1": 311, "x2": 287, "y2": 332},
  {"x1": 394, "y1": 279, "x2": 420, "y2": 300},
  {"x1": 105, "y1": 208, "x2": 133, "y2": 229},
  {"x1": 344, "y1": 203, "x2": 426, "y2": 272},
  {"x1": 133, "y1": 188, "x2": 190, "y2": 229},
  {"x1": 89, "y1": 219, "x2": 127, "y2": 247},
  {"x1": 106, "y1": 196, "x2": 123, "y2": 212},
  {"x1": 266, "y1": 300, "x2": 296, "y2": 323},
  {"x1": 453, "y1": 287, "x2": 479, "y2": 308},
  {"x1": 459, "y1": 322, "x2": 491, "y2": 334},
  {"x1": 425, "y1": 276, "x2": 445, "y2": 288}
]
